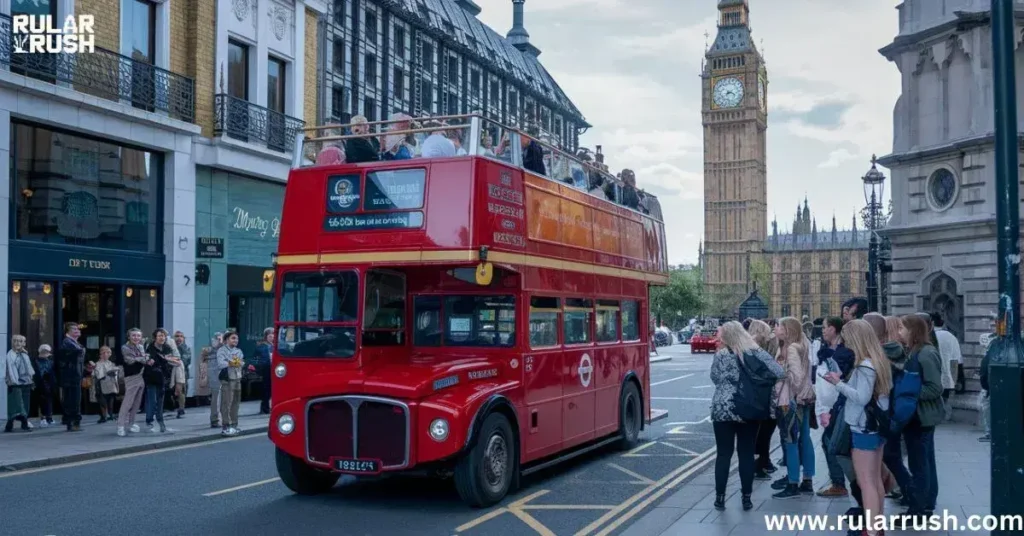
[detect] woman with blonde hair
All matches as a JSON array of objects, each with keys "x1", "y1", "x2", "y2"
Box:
[
  {"x1": 710, "y1": 321, "x2": 784, "y2": 510},
  {"x1": 824, "y1": 319, "x2": 893, "y2": 535},
  {"x1": 771, "y1": 317, "x2": 817, "y2": 499},
  {"x1": 747, "y1": 319, "x2": 780, "y2": 477}
]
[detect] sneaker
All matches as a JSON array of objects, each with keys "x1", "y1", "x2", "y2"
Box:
[
  {"x1": 770, "y1": 476, "x2": 789, "y2": 490},
  {"x1": 228, "y1": 427, "x2": 241, "y2": 436},
  {"x1": 764, "y1": 463, "x2": 777, "y2": 474},
  {"x1": 148, "y1": 425, "x2": 158, "y2": 433},
  {"x1": 799, "y1": 480, "x2": 814, "y2": 494},
  {"x1": 129, "y1": 424, "x2": 141, "y2": 433},
  {"x1": 773, "y1": 484, "x2": 801, "y2": 499},
  {"x1": 754, "y1": 469, "x2": 771, "y2": 480},
  {"x1": 818, "y1": 485, "x2": 849, "y2": 497},
  {"x1": 38, "y1": 420, "x2": 49, "y2": 428},
  {"x1": 885, "y1": 489, "x2": 903, "y2": 500},
  {"x1": 713, "y1": 494, "x2": 725, "y2": 511},
  {"x1": 25, "y1": 420, "x2": 33, "y2": 429},
  {"x1": 221, "y1": 428, "x2": 230, "y2": 436},
  {"x1": 117, "y1": 427, "x2": 126, "y2": 437}
]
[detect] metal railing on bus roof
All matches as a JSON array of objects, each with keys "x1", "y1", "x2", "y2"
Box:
[{"x1": 292, "y1": 113, "x2": 662, "y2": 222}]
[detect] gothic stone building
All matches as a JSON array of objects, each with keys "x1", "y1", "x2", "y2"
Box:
[
  {"x1": 701, "y1": 0, "x2": 769, "y2": 315},
  {"x1": 764, "y1": 200, "x2": 870, "y2": 320},
  {"x1": 322, "y1": 0, "x2": 588, "y2": 151},
  {"x1": 876, "y1": 0, "x2": 1020, "y2": 388}
]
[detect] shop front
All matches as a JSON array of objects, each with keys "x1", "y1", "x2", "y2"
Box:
[
  {"x1": 194, "y1": 167, "x2": 283, "y2": 364},
  {"x1": 7, "y1": 121, "x2": 165, "y2": 417}
]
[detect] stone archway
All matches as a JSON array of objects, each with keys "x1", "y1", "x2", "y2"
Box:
[{"x1": 922, "y1": 273, "x2": 964, "y2": 342}]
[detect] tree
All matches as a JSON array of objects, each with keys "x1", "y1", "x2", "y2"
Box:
[{"x1": 650, "y1": 267, "x2": 703, "y2": 329}]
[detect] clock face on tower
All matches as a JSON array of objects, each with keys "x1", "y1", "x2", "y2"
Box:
[
  {"x1": 758, "y1": 77, "x2": 766, "y2": 111},
  {"x1": 713, "y1": 77, "x2": 744, "y2": 108}
]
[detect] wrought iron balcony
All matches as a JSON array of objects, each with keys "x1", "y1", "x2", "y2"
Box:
[
  {"x1": 214, "y1": 94, "x2": 304, "y2": 153},
  {"x1": 0, "y1": 14, "x2": 195, "y2": 123}
]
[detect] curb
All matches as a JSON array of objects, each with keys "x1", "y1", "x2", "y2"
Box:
[
  {"x1": 650, "y1": 355, "x2": 673, "y2": 363},
  {"x1": 0, "y1": 425, "x2": 269, "y2": 473}
]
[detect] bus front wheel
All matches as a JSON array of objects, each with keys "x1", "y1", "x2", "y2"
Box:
[
  {"x1": 454, "y1": 412, "x2": 516, "y2": 508},
  {"x1": 276, "y1": 447, "x2": 341, "y2": 495},
  {"x1": 617, "y1": 382, "x2": 642, "y2": 450}
]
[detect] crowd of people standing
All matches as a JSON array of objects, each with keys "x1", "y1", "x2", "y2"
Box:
[{"x1": 710, "y1": 298, "x2": 966, "y2": 535}]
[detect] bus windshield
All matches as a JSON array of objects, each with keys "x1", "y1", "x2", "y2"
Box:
[
  {"x1": 277, "y1": 271, "x2": 359, "y2": 358},
  {"x1": 413, "y1": 295, "x2": 516, "y2": 348}
]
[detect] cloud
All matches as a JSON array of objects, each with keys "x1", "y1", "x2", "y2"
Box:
[
  {"x1": 818, "y1": 148, "x2": 860, "y2": 169},
  {"x1": 635, "y1": 163, "x2": 702, "y2": 201},
  {"x1": 772, "y1": 100, "x2": 852, "y2": 129}
]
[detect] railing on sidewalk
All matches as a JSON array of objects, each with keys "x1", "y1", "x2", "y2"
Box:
[
  {"x1": 0, "y1": 13, "x2": 196, "y2": 123},
  {"x1": 214, "y1": 93, "x2": 305, "y2": 153}
]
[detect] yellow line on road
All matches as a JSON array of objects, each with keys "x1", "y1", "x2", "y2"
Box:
[
  {"x1": 606, "y1": 463, "x2": 655, "y2": 485},
  {"x1": 589, "y1": 451, "x2": 720, "y2": 536},
  {"x1": 521, "y1": 505, "x2": 615, "y2": 510},
  {"x1": 650, "y1": 374, "x2": 694, "y2": 386},
  {"x1": 658, "y1": 442, "x2": 701, "y2": 456},
  {"x1": 508, "y1": 508, "x2": 556, "y2": 536},
  {"x1": 0, "y1": 434, "x2": 261, "y2": 479},
  {"x1": 621, "y1": 440, "x2": 657, "y2": 457},
  {"x1": 203, "y1": 477, "x2": 281, "y2": 497},
  {"x1": 454, "y1": 490, "x2": 549, "y2": 533},
  {"x1": 573, "y1": 447, "x2": 716, "y2": 536}
]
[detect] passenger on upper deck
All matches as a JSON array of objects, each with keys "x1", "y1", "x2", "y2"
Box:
[
  {"x1": 420, "y1": 120, "x2": 458, "y2": 158},
  {"x1": 619, "y1": 169, "x2": 641, "y2": 211},
  {"x1": 382, "y1": 113, "x2": 415, "y2": 160},
  {"x1": 479, "y1": 130, "x2": 496, "y2": 157},
  {"x1": 344, "y1": 116, "x2": 379, "y2": 163},
  {"x1": 521, "y1": 125, "x2": 546, "y2": 176}
]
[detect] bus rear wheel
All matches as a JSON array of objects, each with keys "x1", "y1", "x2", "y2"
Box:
[
  {"x1": 617, "y1": 382, "x2": 642, "y2": 450},
  {"x1": 276, "y1": 447, "x2": 340, "y2": 495},
  {"x1": 454, "y1": 412, "x2": 515, "y2": 508}
]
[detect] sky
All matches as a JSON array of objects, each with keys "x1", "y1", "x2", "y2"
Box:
[{"x1": 475, "y1": 0, "x2": 902, "y2": 266}]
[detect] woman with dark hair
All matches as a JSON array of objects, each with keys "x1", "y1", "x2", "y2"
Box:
[
  {"x1": 253, "y1": 328, "x2": 274, "y2": 414},
  {"x1": 898, "y1": 314, "x2": 944, "y2": 518},
  {"x1": 144, "y1": 329, "x2": 173, "y2": 433},
  {"x1": 56, "y1": 322, "x2": 85, "y2": 432}
]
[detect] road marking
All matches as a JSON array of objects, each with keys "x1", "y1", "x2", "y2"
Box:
[
  {"x1": 521, "y1": 504, "x2": 615, "y2": 510},
  {"x1": 650, "y1": 374, "x2": 694, "y2": 386},
  {"x1": 455, "y1": 490, "x2": 550, "y2": 533},
  {"x1": 621, "y1": 440, "x2": 658, "y2": 457},
  {"x1": 651, "y1": 397, "x2": 711, "y2": 401},
  {"x1": 0, "y1": 433, "x2": 261, "y2": 479},
  {"x1": 508, "y1": 508, "x2": 556, "y2": 536},
  {"x1": 455, "y1": 507, "x2": 509, "y2": 532},
  {"x1": 691, "y1": 385, "x2": 713, "y2": 389},
  {"x1": 573, "y1": 447, "x2": 716, "y2": 536},
  {"x1": 658, "y1": 442, "x2": 700, "y2": 456},
  {"x1": 203, "y1": 477, "x2": 280, "y2": 497},
  {"x1": 606, "y1": 463, "x2": 655, "y2": 485}
]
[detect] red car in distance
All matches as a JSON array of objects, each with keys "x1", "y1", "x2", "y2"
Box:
[{"x1": 688, "y1": 330, "x2": 719, "y2": 354}]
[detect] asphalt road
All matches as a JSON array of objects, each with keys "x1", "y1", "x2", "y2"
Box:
[{"x1": 0, "y1": 344, "x2": 718, "y2": 536}]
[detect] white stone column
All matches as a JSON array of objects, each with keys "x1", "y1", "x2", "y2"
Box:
[
  {"x1": 162, "y1": 140, "x2": 198, "y2": 396},
  {"x1": 0, "y1": 109, "x2": 9, "y2": 420}
]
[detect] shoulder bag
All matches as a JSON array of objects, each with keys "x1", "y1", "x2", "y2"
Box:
[
  {"x1": 733, "y1": 353, "x2": 775, "y2": 422},
  {"x1": 827, "y1": 404, "x2": 852, "y2": 457}
]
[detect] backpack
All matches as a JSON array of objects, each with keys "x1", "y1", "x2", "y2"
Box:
[
  {"x1": 733, "y1": 353, "x2": 777, "y2": 422},
  {"x1": 867, "y1": 353, "x2": 922, "y2": 437}
]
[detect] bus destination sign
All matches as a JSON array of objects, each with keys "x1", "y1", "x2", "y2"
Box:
[{"x1": 323, "y1": 211, "x2": 424, "y2": 231}]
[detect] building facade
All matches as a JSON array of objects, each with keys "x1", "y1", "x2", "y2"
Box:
[
  {"x1": 876, "y1": 0, "x2": 1023, "y2": 389},
  {"x1": 763, "y1": 200, "x2": 869, "y2": 320},
  {"x1": 322, "y1": 0, "x2": 588, "y2": 150},
  {"x1": 701, "y1": 0, "x2": 769, "y2": 316}
]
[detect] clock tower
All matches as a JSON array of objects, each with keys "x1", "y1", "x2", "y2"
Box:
[{"x1": 701, "y1": 0, "x2": 768, "y2": 316}]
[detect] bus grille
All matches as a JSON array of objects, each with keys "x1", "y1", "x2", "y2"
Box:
[{"x1": 305, "y1": 396, "x2": 409, "y2": 469}]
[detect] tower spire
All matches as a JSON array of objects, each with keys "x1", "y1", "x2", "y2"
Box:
[{"x1": 507, "y1": 0, "x2": 541, "y2": 57}]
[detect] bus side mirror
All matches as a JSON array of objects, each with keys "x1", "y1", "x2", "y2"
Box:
[{"x1": 475, "y1": 262, "x2": 493, "y2": 286}]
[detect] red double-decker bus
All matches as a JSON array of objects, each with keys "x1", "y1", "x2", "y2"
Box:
[{"x1": 268, "y1": 114, "x2": 669, "y2": 507}]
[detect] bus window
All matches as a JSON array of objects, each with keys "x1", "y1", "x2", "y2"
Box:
[
  {"x1": 563, "y1": 298, "x2": 593, "y2": 345},
  {"x1": 529, "y1": 297, "x2": 560, "y2": 348},
  {"x1": 622, "y1": 300, "x2": 640, "y2": 342},
  {"x1": 276, "y1": 271, "x2": 359, "y2": 358},
  {"x1": 413, "y1": 296, "x2": 442, "y2": 347},
  {"x1": 363, "y1": 270, "x2": 406, "y2": 347},
  {"x1": 596, "y1": 300, "x2": 620, "y2": 343},
  {"x1": 444, "y1": 295, "x2": 515, "y2": 347}
]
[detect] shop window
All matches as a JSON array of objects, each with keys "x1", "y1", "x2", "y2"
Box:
[
  {"x1": 9, "y1": 281, "x2": 56, "y2": 358},
  {"x1": 596, "y1": 300, "x2": 619, "y2": 343},
  {"x1": 529, "y1": 296, "x2": 559, "y2": 348},
  {"x1": 621, "y1": 300, "x2": 640, "y2": 341},
  {"x1": 13, "y1": 122, "x2": 163, "y2": 253},
  {"x1": 563, "y1": 298, "x2": 592, "y2": 345}
]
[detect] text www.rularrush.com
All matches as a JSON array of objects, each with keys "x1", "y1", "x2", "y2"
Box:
[{"x1": 763, "y1": 511, "x2": 1024, "y2": 532}]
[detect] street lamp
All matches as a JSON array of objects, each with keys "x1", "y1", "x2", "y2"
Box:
[{"x1": 861, "y1": 155, "x2": 886, "y2": 313}]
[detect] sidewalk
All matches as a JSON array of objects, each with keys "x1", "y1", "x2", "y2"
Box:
[
  {"x1": 0, "y1": 400, "x2": 269, "y2": 472},
  {"x1": 623, "y1": 421, "x2": 991, "y2": 536}
]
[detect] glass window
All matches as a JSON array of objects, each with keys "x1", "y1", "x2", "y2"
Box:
[
  {"x1": 9, "y1": 281, "x2": 56, "y2": 359},
  {"x1": 228, "y1": 40, "x2": 249, "y2": 100},
  {"x1": 365, "y1": 53, "x2": 377, "y2": 88},
  {"x1": 596, "y1": 300, "x2": 619, "y2": 343},
  {"x1": 563, "y1": 298, "x2": 592, "y2": 345},
  {"x1": 364, "y1": 97, "x2": 376, "y2": 122},
  {"x1": 276, "y1": 325, "x2": 356, "y2": 359},
  {"x1": 122, "y1": 0, "x2": 156, "y2": 63},
  {"x1": 363, "y1": 270, "x2": 405, "y2": 347},
  {"x1": 444, "y1": 295, "x2": 515, "y2": 347},
  {"x1": 333, "y1": 40, "x2": 345, "y2": 73},
  {"x1": 393, "y1": 68, "x2": 405, "y2": 98},
  {"x1": 13, "y1": 123, "x2": 162, "y2": 253},
  {"x1": 278, "y1": 271, "x2": 359, "y2": 323},
  {"x1": 622, "y1": 300, "x2": 640, "y2": 341},
  {"x1": 529, "y1": 296, "x2": 559, "y2": 348},
  {"x1": 413, "y1": 296, "x2": 442, "y2": 346},
  {"x1": 394, "y1": 26, "x2": 405, "y2": 56},
  {"x1": 267, "y1": 57, "x2": 286, "y2": 114}
]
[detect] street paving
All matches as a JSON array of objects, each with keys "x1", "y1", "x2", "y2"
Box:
[{"x1": 0, "y1": 344, "x2": 721, "y2": 536}]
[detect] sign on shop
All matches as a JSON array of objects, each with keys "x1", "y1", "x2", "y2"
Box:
[
  {"x1": 68, "y1": 257, "x2": 111, "y2": 270},
  {"x1": 232, "y1": 207, "x2": 281, "y2": 239},
  {"x1": 197, "y1": 237, "x2": 225, "y2": 258}
]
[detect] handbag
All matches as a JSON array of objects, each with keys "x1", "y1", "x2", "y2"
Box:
[
  {"x1": 827, "y1": 405, "x2": 852, "y2": 457},
  {"x1": 733, "y1": 353, "x2": 775, "y2": 422},
  {"x1": 219, "y1": 368, "x2": 229, "y2": 382}
]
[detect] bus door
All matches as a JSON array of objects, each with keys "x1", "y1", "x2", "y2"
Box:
[
  {"x1": 523, "y1": 297, "x2": 564, "y2": 458},
  {"x1": 593, "y1": 300, "x2": 623, "y2": 437},
  {"x1": 562, "y1": 298, "x2": 596, "y2": 446}
]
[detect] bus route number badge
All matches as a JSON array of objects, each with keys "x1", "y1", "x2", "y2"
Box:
[{"x1": 578, "y1": 354, "x2": 593, "y2": 388}]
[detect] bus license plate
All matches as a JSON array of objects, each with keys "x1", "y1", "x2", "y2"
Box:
[{"x1": 333, "y1": 458, "x2": 381, "y2": 474}]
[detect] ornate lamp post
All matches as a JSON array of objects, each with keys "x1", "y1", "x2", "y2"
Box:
[{"x1": 861, "y1": 155, "x2": 886, "y2": 313}]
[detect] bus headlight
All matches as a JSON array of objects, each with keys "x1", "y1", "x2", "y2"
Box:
[
  {"x1": 274, "y1": 363, "x2": 287, "y2": 378},
  {"x1": 429, "y1": 419, "x2": 449, "y2": 442},
  {"x1": 277, "y1": 414, "x2": 295, "y2": 435}
]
